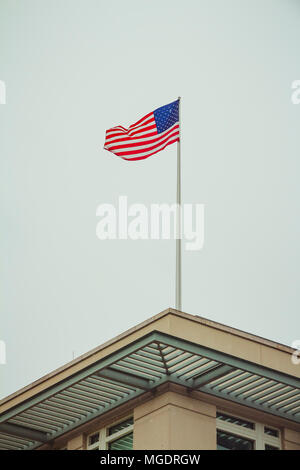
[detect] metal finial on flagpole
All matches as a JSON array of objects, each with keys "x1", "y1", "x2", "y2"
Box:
[{"x1": 176, "y1": 96, "x2": 182, "y2": 311}]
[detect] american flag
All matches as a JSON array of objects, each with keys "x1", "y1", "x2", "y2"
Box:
[{"x1": 104, "y1": 99, "x2": 180, "y2": 161}]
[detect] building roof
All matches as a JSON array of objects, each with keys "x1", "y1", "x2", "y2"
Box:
[{"x1": 0, "y1": 308, "x2": 299, "y2": 449}]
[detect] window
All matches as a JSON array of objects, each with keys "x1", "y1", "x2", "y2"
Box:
[
  {"x1": 108, "y1": 433, "x2": 133, "y2": 450},
  {"x1": 217, "y1": 412, "x2": 254, "y2": 430},
  {"x1": 264, "y1": 426, "x2": 279, "y2": 438},
  {"x1": 217, "y1": 430, "x2": 254, "y2": 450},
  {"x1": 87, "y1": 417, "x2": 133, "y2": 450},
  {"x1": 89, "y1": 432, "x2": 100, "y2": 445},
  {"x1": 217, "y1": 412, "x2": 281, "y2": 450},
  {"x1": 265, "y1": 444, "x2": 279, "y2": 450}
]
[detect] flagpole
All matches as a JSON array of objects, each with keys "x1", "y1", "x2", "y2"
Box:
[{"x1": 176, "y1": 96, "x2": 182, "y2": 311}]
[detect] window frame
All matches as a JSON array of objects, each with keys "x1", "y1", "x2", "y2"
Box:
[
  {"x1": 87, "y1": 415, "x2": 134, "y2": 450},
  {"x1": 216, "y1": 410, "x2": 281, "y2": 450}
]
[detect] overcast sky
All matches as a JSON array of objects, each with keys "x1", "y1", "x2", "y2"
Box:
[{"x1": 1, "y1": 0, "x2": 300, "y2": 399}]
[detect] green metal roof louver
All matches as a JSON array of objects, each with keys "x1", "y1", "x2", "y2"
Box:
[{"x1": 0, "y1": 331, "x2": 299, "y2": 450}]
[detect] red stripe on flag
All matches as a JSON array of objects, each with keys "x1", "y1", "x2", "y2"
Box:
[
  {"x1": 104, "y1": 107, "x2": 179, "y2": 161},
  {"x1": 120, "y1": 137, "x2": 179, "y2": 161},
  {"x1": 108, "y1": 126, "x2": 179, "y2": 151}
]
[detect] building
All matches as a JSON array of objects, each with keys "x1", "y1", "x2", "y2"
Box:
[{"x1": 0, "y1": 308, "x2": 299, "y2": 450}]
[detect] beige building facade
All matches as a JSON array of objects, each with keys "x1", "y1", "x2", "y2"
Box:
[{"x1": 0, "y1": 308, "x2": 299, "y2": 450}]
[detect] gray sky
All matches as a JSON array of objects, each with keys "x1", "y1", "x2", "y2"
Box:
[{"x1": 1, "y1": 0, "x2": 300, "y2": 399}]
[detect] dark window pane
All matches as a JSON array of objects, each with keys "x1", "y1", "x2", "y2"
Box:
[
  {"x1": 216, "y1": 412, "x2": 254, "y2": 430},
  {"x1": 89, "y1": 433, "x2": 99, "y2": 445},
  {"x1": 265, "y1": 444, "x2": 279, "y2": 450},
  {"x1": 109, "y1": 418, "x2": 133, "y2": 436},
  {"x1": 264, "y1": 427, "x2": 279, "y2": 437},
  {"x1": 217, "y1": 430, "x2": 254, "y2": 450},
  {"x1": 108, "y1": 432, "x2": 133, "y2": 450}
]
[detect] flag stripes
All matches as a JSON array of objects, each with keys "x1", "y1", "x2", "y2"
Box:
[{"x1": 104, "y1": 100, "x2": 179, "y2": 161}]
